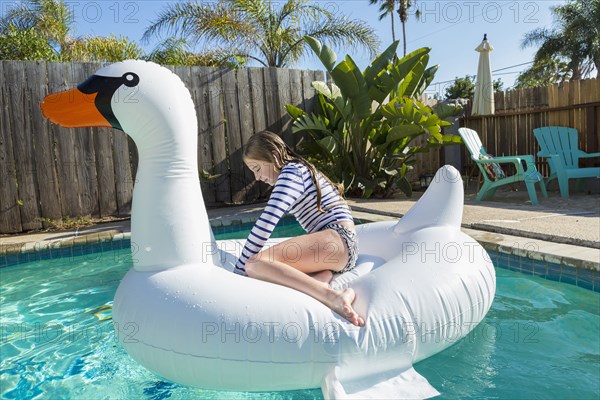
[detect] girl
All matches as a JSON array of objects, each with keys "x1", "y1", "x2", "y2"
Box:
[{"x1": 234, "y1": 131, "x2": 364, "y2": 327}]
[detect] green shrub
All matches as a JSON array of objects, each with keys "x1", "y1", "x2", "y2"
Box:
[{"x1": 286, "y1": 37, "x2": 461, "y2": 198}]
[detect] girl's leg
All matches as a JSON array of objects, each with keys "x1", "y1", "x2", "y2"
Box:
[
  {"x1": 246, "y1": 257, "x2": 363, "y2": 326},
  {"x1": 309, "y1": 270, "x2": 334, "y2": 285},
  {"x1": 244, "y1": 229, "x2": 364, "y2": 326}
]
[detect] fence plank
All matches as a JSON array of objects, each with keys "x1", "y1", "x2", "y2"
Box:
[
  {"x1": 66, "y1": 63, "x2": 93, "y2": 217},
  {"x1": 47, "y1": 62, "x2": 82, "y2": 218},
  {"x1": 557, "y1": 83, "x2": 570, "y2": 127},
  {"x1": 548, "y1": 83, "x2": 557, "y2": 126},
  {"x1": 276, "y1": 68, "x2": 293, "y2": 145},
  {"x1": 288, "y1": 69, "x2": 303, "y2": 147},
  {"x1": 570, "y1": 80, "x2": 578, "y2": 131},
  {"x1": 112, "y1": 129, "x2": 134, "y2": 216},
  {"x1": 207, "y1": 68, "x2": 231, "y2": 203},
  {"x1": 516, "y1": 88, "x2": 525, "y2": 157},
  {"x1": 0, "y1": 62, "x2": 23, "y2": 233},
  {"x1": 297, "y1": 70, "x2": 316, "y2": 147},
  {"x1": 25, "y1": 61, "x2": 62, "y2": 224},
  {"x1": 72, "y1": 62, "x2": 100, "y2": 216},
  {"x1": 584, "y1": 79, "x2": 599, "y2": 152},
  {"x1": 263, "y1": 67, "x2": 281, "y2": 135},
  {"x1": 6, "y1": 61, "x2": 42, "y2": 230},
  {"x1": 192, "y1": 67, "x2": 216, "y2": 205},
  {"x1": 221, "y1": 68, "x2": 246, "y2": 203},
  {"x1": 20, "y1": 63, "x2": 44, "y2": 229},
  {"x1": 248, "y1": 68, "x2": 268, "y2": 132},
  {"x1": 235, "y1": 68, "x2": 259, "y2": 202},
  {"x1": 248, "y1": 68, "x2": 270, "y2": 198},
  {"x1": 94, "y1": 127, "x2": 118, "y2": 216}
]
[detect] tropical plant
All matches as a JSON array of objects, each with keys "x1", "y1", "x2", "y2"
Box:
[
  {"x1": 1, "y1": 0, "x2": 142, "y2": 62},
  {"x1": 445, "y1": 75, "x2": 504, "y2": 100},
  {"x1": 1, "y1": 0, "x2": 73, "y2": 55},
  {"x1": 142, "y1": 0, "x2": 379, "y2": 68},
  {"x1": 286, "y1": 37, "x2": 461, "y2": 198},
  {"x1": 444, "y1": 75, "x2": 475, "y2": 100},
  {"x1": 514, "y1": 57, "x2": 571, "y2": 88},
  {"x1": 521, "y1": 0, "x2": 600, "y2": 80},
  {"x1": 65, "y1": 35, "x2": 143, "y2": 62},
  {"x1": 0, "y1": 25, "x2": 57, "y2": 60}
]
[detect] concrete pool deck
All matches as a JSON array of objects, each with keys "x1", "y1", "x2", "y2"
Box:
[{"x1": 1, "y1": 185, "x2": 598, "y2": 271}]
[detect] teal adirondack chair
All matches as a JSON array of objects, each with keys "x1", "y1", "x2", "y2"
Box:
[
  {"x1": 458, "y1": 127, "x2": 547, "y2": 205},
  {"x1": 533, "y1": 126, "x2": 600, "y2": 198}
]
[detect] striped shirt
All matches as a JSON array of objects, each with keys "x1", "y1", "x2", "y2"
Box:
[{"x1": 234, "y1": 162, "x2": 353, "y2": 276}]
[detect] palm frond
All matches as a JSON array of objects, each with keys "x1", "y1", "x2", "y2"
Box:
[
  {"x1": 142, "y1": 1, "x2": 253, "y2": 45},
  {"x1": 230, "y1": 0, "x2": 271, "y2": 35},
  {"x1": 304, "y1": 16, "x2": 380, "y2": 59},
  {"x1": 1, "y1": 0, "x2": 73, "y2": 49},
  {"x1": 1, "y1": 2, "x2": 38, "y2": 31},
  {"x1": 230, "y1": 0, "x2": 269, "y2": 17},
  {"x1": 522, "y1": 0, "x2": 599, "y2": 79},
  {"x1": 371, "y1": 0, "x2": 396, "y2": 21},
  {"x1": 521, "y1": 27, "x2": 555, "y2": 49}
]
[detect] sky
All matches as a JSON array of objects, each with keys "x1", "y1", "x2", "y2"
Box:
[{"x1": 4, "y1": 0, "x2": 566, "y2": 97}]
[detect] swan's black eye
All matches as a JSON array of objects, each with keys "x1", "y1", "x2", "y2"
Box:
[{"x1": 122, "y1": 73, "x2": 139, "y2": 87}]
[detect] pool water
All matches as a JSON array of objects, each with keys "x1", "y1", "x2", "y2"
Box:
[{"x1": 1, "y1": 222, "x2": 599, "y2": 399}]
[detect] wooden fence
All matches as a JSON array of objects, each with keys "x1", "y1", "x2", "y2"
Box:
[
  {"x1": 0, "y1": 61, "x2": 323, "y2": 234},
  {"x1": 461, "y1": 78, "x2": 600, "y2": 177}
]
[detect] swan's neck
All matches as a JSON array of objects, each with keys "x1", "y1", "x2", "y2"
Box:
[{"x1": 129, "y1": 133, "x2": 219, "y2": 272}]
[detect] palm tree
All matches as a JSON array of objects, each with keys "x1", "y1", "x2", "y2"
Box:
[
  {"x1": 397, "y1": 1, "x2": 421, "y2": 56},
  {"x1": 521, "y1": 0, "x2": 599, "y2": 80},
  {"x1": 0, "y1": 25, "x2": 57, "y2": 60},
  {"x1": 1, "y1": 0, "x2": 142, "y2": 62},
  {"x1": 369, "y1": 0, "x2": 397, "y2": 42},
  {"x1": 559, "y1": 0, "x2": 600, "y2": 76},
  {"x1": 514, "y1": 57, "x2": 571, "y2": 88},
  {"x1": 1, "y1": 0, "x2": 73, "y2": 53},
  {"x1": 369, "y1": 0, "x2": 419, "y2": 56},
  {"x1": 142, "y1": 0, "x2": 380, "y2": 68}
]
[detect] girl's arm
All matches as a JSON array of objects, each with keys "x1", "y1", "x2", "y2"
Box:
[{"x1": 234, "y1": 164, "x2": 306, "y2": 275}]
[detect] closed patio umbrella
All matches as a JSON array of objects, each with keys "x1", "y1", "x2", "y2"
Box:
[{"x1": 472, "y1": 34, "x2": 495, "y2": 115}]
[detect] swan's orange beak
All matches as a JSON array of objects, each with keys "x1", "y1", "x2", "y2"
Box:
[{"x1": 40, "y1": 88, "x2": 112, "y2": 128}]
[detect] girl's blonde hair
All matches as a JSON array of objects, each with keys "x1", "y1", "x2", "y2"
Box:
[{"x1": 244, "y1": 131, "x2": 343, "y2": 212}]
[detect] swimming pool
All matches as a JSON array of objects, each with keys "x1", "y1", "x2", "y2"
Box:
[{"x1": 1, "y1": 222, "x2": 599, "y2": 399}]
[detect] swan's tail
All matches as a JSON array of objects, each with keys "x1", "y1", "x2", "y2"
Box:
[
  {"x1": 394, "y1": 165, "x2": 464, "y2": 235},
  {"x1": 322, "y1": 366, "x2": 440, "y2": 399}
]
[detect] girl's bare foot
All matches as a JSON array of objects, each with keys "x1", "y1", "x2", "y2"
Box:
[
  {"x1": 309, "y1": 270, "x2": 333, "y2": 287},
  {"x1": 326, "y1": 287, "x2": 365, "y2": 327}
]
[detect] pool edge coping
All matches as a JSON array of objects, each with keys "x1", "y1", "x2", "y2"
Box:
[{"x1": 1, "y1": 211, "x2": 599, "y2": 273}]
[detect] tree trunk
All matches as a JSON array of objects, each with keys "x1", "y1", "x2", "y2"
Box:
[
  {"x1": 572, "y1": 65, "x2": 582, "y2": 80},
  {"x1": 398, "y1": 1, "x2": 409, "y2": 56},
  {"x1": 402, "y1": 22, "x2": 407, "y2": 56}
]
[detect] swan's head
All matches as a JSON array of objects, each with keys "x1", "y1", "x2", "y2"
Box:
[{"x1": 41, "y1": 60, "x2": 197, "y2": 146}]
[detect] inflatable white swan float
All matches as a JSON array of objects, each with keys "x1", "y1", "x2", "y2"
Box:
[{"x1": 41, "y1": 61, "x2": 496, "y2": 399}]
